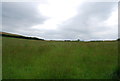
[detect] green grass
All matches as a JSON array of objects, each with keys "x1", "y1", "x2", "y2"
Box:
[
  {"x1": 0, "y1": 37, "x2": 2, "y2": 80},
  {"x1": 2, "y1": 37, "x2": 118, "y2": 79}
]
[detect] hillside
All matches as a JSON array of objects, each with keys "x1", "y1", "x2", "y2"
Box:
[
  {"x1": 0, "y1": 32, "x2": 44, "y2": 41},
  {"x1": 0, "y1": 32, "x2": 23, "y2": 36}
]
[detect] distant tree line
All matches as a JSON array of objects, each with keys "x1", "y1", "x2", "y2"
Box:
[
  {"x1": 117, "y1": 38, "x2": 120, "y2": 41},
  {"x1": 64, "y1": 39, "x2": 81, "y2": 42},
  {"x1": 64, "y1": 39, "x2": 119, "y2": 42},
  {"x1": 1, "y1": 34, "x2": 44, "y2": 41},
  {"x1": 1, "y1": 33, "x2": 120, "y2": 42}
]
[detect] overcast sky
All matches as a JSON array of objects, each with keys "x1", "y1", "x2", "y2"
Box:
[{"x1": 1, "y1": 0, "x2": 118, "y2": 40}]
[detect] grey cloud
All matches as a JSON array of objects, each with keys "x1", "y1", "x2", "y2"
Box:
[
  {"x1": 0, "y1": 3, "x2": 2, "y2": 31},
  {"x1": 2, "y1": 2, "x2": 47, "y2": 33},
  {"x1": 58, "y1": 2, "x2": 118, "y2": 40},
  {"x1": 1, "y1": 2, "x2": 118, "y2": 40},
  {"x1": 118, "y1": 2, "x2": 120, "y2": 38}
]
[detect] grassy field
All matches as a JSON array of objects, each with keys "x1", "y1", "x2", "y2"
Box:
[
  {"x1": 0, "y1": 37, "x2": 2, "y2": 80},
  {"x1": 2, "y1": 37, "x2": 118, "y2": 79}
]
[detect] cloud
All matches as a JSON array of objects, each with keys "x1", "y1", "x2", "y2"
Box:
[
  {"x1": 32, "y1": 0, "x2": 85, "y2": 30},
  {"x1": 0, "y1": 3, "x2": 2, "y2": 31},
  {"x1": 2, "y1": 1, "x2": 118, "y2": 40},
  {"x1": 58, "y1": 2, "x2": 118, "y2": 40},
  {"x1": 2, "y1": 2, "x2": 47, "y2": 33},
  {"x1": 118, "y1": 2, "x2": 120, "y2": 38}
]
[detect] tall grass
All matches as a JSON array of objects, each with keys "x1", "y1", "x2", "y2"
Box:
[
  {"x1": 2, "y1": 37, "x2": 118, "y2": 79},
  {"x1": 0, "y1": 37, "x2": 2, "y2": 80}
]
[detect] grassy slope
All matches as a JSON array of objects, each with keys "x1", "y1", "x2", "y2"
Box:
[
  {"x1": 0, "y1": 37, "x2": 2, "y2": 80},
  {"x1": 2, "y1": 37, "x2": 118, "y2": 79},
  {"x1": 0, "y1": 32, "x2": 23, "y2": 36}
]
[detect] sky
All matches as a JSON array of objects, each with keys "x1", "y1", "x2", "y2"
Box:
[{"x1": 1, "y1": 0, "x2": 118, "y2": 40}]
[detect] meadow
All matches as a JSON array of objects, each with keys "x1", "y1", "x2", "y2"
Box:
[{"x1": 2, "y1": 37, "x2": 118, "y2": 79}]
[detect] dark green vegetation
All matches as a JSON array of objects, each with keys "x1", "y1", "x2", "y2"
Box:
[
  {"x1": 0, "y1": 32, "x2": 44, "y2": 40},
  {"x1": 0, "y1": 37, "x2": 2, "y2": 80},
  {"x1": 2, "y1": 37, "x2": 118, "y2": 79}
]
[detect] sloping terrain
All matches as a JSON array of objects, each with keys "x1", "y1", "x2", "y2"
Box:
[
  {"x1": 0, "y1": 32, "x2": 23, "y2": 36},
  {"x1": 0, "y1": 32, "x2": 44, "y2": 40}
]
